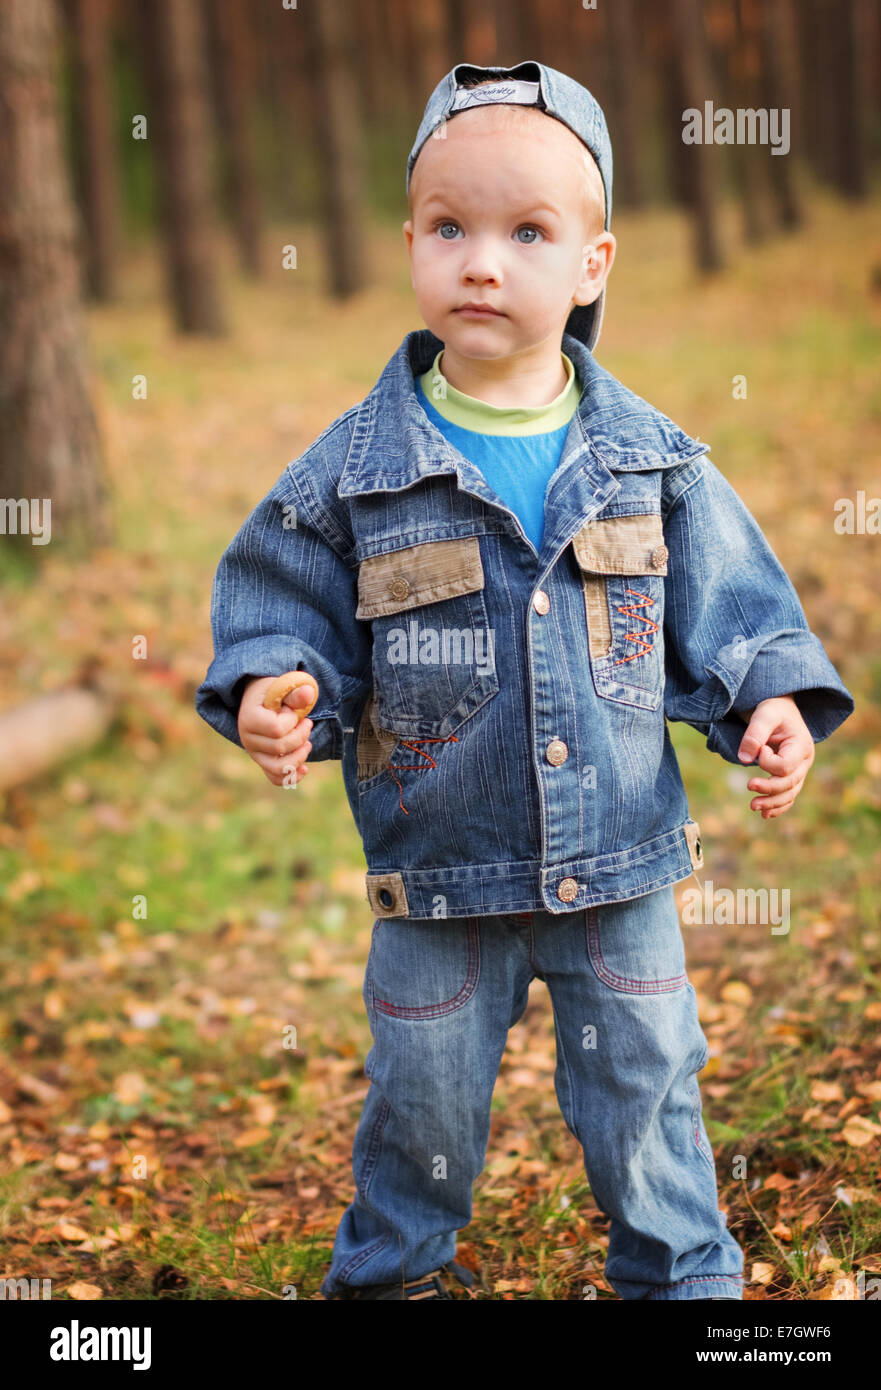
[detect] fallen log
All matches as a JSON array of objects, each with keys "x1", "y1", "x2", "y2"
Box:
[{"x1": 0, "y1": 684, "x2": 116, "y2": 790}]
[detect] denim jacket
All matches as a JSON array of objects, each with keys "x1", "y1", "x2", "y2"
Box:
[{"x1": 195, "y1": 328, "x2": 855, "y2": 920}]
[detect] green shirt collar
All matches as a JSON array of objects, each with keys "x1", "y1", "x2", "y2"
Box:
[{"x1": 418, "y1": 349, "x2": 579, "y2": 436}]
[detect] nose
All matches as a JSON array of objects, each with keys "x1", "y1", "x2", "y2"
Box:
[{"x1": 460, "y1": 235, "x2": 503, "y2": 288}]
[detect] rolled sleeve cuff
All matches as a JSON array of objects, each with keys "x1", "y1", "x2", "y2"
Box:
[
  {"x1": 704, "y1": 630, "x2": 855, "y2": 764},
  {"x1": 194, "y1": 636, "x2": 344, "y2": 757}
]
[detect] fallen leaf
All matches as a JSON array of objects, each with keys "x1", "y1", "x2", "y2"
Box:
[
  {"x1": 65, "y1": 1282, "x2": 103, "y2": 1300},
  {"x1": 233, "y1": 1127, "x2": 272, "y2": 1148},
  {"x1": 810, "y1": 1081, "x2": 843, "y2": 1103}
]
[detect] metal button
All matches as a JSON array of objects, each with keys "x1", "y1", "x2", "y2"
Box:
[
  {"x1": 546, "y1": 739, "x2": 568, "y2": 766},
  {"x1": 533, "y1": 589, "x2": 550, "y2": 615},
  {"x1": 557, "y1": 878, "x2": 578, "y2": 902},
  {"x1": 651, "y1": 544, "x2": 668, "y2": 569},
  {"x1": 389, "y1": 577, "x2": 411, "y2": 600}
]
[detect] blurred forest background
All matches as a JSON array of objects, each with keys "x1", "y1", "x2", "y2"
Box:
[{"x1": 1, "y1": 0, "x2": 880, "y2": 1302}]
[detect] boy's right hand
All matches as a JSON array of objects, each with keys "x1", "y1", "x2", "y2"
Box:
[{"x1": 237, "y1": 676, "x2": 314, "y2": 787}]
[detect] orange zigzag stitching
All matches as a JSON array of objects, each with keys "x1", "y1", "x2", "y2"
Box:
[
  {"x1": 387, "y1": 734, "x2": 459, "y2": 814},
  {"x1": 612, "y1": 587, "x2": 659, "y2": 664}
]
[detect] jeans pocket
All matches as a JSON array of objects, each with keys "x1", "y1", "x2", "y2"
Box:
[
  {"x1": 369, "y1": 917, "x2": 480, "y2": 1019},
  {"x1": 585, "y1": 894, "x2": 689, "y2": 994},
  {"x1": 572, "y1": 513, "x2": 668, "y2": 711}
]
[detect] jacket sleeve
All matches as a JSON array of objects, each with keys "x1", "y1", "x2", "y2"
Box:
[
  {"x1": 194, "y1": 467, "x2": 372, "y2": 757},
  {"x1": 661, "y1": 453, "x2": 855, "y2": 764}
]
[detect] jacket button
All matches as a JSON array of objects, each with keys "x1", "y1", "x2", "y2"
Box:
[
  {"x1": 389, "y1": 577, "x2": 411, "y2": 600},
  {"x1": 533, "y1": 590, "x2": 550, "y2": 614},
  {"x1": 546, "y1": 739, "x2": 568, "y2": 765},
  {"x1": 651, "y1": 544, "x2": 668, "y2": 569},
  {"x1": 557, "y1": 878, "x2": 578, "y2": 902}
]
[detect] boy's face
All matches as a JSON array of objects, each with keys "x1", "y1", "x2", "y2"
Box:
[{"x1": 403, "y1": 108, "x2": 615, "y2": 366}]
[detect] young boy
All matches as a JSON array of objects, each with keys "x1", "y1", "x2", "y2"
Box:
[{"x1": 195, "y1": 62, "x2": 855, "y2": 1300}]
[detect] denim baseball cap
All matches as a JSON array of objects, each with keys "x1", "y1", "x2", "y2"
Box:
[{"x1": 406, "y1": 60, "x2": 613, "y2": 353}]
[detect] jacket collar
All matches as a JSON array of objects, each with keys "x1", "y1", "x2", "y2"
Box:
[{"x1": 338, "y1": 329, "x2": 708, "y2": 499}]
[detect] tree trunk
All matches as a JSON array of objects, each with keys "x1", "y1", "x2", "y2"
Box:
[
  {"x1": 136, "y1": 0, "x2": 227, "y2": 334},
  {"x1": 209, "y1": 0, "x2": 264, "y2": 276},
  {"x1": 759, "y1": 0, "x2": 802, "y2": 229},
  {"x1": 830, "y1": 0, "x2": 866, "y2": 197},
  {"x1": 0, "y1": 0, "x2": 110, "y2": 555},
  {"x1": 672, "y1": 0, "x2": 724, "y2": 271},
  {"x1": 729, "y1": 0, "x2": 773, "y2": 244},
  {"x1": 301, "y1": 0, "x2": 366, "y2": 299},
  {"x1": 67, "y1": 0, "x2": 119, "y2": 300},
  {"x1": 605, "y1": 0, "x2": 644, "y2": 210}
]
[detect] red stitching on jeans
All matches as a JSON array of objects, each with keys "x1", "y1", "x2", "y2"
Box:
[
  {"x1": 388, "y1": 735, "x2": 458, "y2": 814},
  {"x1": 612, "y1": 587, "x2": 658, "y2": 664},
  {"x1": 586, "y1": 911, "x2": 688, "y2": 993}
]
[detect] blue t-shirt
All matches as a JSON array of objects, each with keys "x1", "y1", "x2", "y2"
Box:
[{"x1": 415, "y1": 350, "x2": 580, "y2": 554}]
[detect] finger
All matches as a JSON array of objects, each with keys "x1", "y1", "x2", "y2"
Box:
[
  {"x1": 242, "y1": 705, "x2": 302, "y2": 740},
  {"x1": 751, "y1": 791, "x2": 796, "y2": 811},
  {"x1": 754, "y1": 799, "x2": 794, "y2": 818},
  {"x1": 281, "y1": 685, "x2": 318, "y2": 711},
  {"x1": 252, "y1": 742, "x2": 312, "y2": 780},
  {"x1": 746, "y1": 768, "x2": 802, "y2": 794},
  {"x1": 244, "y1": 721, "x2": 313, "y2": 757}
]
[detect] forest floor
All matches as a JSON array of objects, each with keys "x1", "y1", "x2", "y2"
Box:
[{"x1": 1, "y1": 187, "x2": 881, "y2": 1299}]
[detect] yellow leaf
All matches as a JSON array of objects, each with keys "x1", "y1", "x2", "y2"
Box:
[
  {"x1": 56, "y1": 1222, "x2": 91, "y2": 1242},
  {"x1": 43, "y1": 990, "x2": 65, "y2": 1019},
  {"x1": 770, "y1": 1221, "x2": 792, "y2": 1241},
  {"x1": 750, "y1": 1262, "x2": 777, "y2": 1285},
  {"x1": 65, "y1": 1281, "x2": 104, "y2": 1300},
  {"x1": 841, "y1": 1116, "x2": 881, "y2": 1147},
  {"x1": 864, "y1": 1002, "x2": 881, "y2": 1022},
  {"x1": 856, "y1": 1081, "x2": 881, "y2": 1101},
  {"x1": 762, "y1": 1172, "x2": 796, "y2": 1191},
  {"x1": 247, "y1": 1095, "x2": 276, "y2": 1125},
  {"x1": 810, "y1": 1081, "x2": 843, "y2": 1103},
  {"x1": 808, "y1": 1277, "x2": 857, "y2": 1300},
  {"x1": 233, "y1": 1127, "x2": 271, "y2": 1148},
  {"x1": 54, "y1": 1153, "x2": 81, "y2": 1172},
  {"x1": 113, "y1": 1072, "x2": 147, "y2": 1105},
  {"x1": 721, "y1": 981, "x2": 753, "y2": 1005}
]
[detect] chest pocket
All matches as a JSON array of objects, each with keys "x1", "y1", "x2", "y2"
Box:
[
  {"x1": 572, "y1": 513, "x2": 668, "y2": 710},
  {"x1": 355, "y1": 535, "x2": 499, "y2": 737}
]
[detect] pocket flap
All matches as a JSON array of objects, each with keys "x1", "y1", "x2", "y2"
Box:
[
  {"x1": 572, "y1": 513, "x2": 668, "y2": 576},
  {"x1": 356, "y1": 536, "x2": 485, "y2": 619}
]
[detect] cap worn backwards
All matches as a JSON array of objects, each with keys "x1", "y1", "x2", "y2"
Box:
[{"x1": 406, "y1": 60, "x2": 614, "y2": 353}]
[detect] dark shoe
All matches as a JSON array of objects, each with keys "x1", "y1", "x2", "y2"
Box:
[{"x1": 327, "y1": 1260, "x2": 474, "y2": 1301}]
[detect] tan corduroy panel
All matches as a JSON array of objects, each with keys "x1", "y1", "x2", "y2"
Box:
[
  {"x1": 356, "y1": 693, "x2": 399, "y2": 780},
  {"x1": 572, "y1": 514, "x2": 669, "y2": 660},
  {"x1": 355, "y1": 536, "x2": 485, "y2": 620}
]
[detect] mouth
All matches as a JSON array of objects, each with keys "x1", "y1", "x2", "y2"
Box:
[{"x1": 455, "y1": 303, "x2": 505, "y2": 317}]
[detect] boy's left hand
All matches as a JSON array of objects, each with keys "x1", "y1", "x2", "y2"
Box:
[{"x1": 734, "y1": 695, "x2": 815, "y2": 818}]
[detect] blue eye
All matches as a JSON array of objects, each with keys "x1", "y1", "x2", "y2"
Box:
[
  {"x1": 436, "y1": 222, "x2": 461, "y2": 240},
  {"x1": 515, "y1": 226, "x2": 543, "y2": 244}
]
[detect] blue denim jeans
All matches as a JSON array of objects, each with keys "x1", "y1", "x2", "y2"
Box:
[{"x1": 320, "y1": 886, "x2": 744, "y2": 1300}]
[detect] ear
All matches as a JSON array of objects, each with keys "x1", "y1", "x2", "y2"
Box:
[
  {"x1": 402, "y1": 220, "x2": 415, "y2": 289},
  {"x1": 573, "y1": 232, "x2": 616, "y2": 308}
]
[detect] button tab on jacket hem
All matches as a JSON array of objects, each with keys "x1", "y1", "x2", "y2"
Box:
[
  {"x1": 366, "y1": 872, "x2": 410, "y2": 917},
  {"x1": 684, "y1": 820, "x2": 704, "y2": 870}
]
